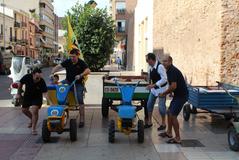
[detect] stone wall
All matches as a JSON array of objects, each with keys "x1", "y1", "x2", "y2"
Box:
[
  {"x1": 153, "y1": 0, "x2": 223, "y2": 85},
  {"x1": 221, "y1": 0, "x2": 239, "y2": 85}
]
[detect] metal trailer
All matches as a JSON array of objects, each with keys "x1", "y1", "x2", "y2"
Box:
[
  {"x1": 183, "y1": 84, "x2": 239, "y2": 122},
  {"x1": 101, "y1": 75, "x2": 150, "y2": 118}
]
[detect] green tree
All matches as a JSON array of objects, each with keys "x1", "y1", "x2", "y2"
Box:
[{"x1": 63, "y1": 3, "x2": 115, "y2": 71}]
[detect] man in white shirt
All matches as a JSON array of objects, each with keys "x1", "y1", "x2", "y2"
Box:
[{"x1": 145, "y1": 53, "x2": 168, "y2": 130}]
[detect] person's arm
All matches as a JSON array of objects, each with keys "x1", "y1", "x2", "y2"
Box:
[
  {"x1": 51, "y1": 64, "x2": 63, "y2": 75},
  {"x1": 75, "y1": 68, "x2": 91, "y2": 80},
  {"x1": 155, "y1": 65, "x2": 167, "y2": 87},
  {"x1": 147, "y1": 65, "x2": 167, "y2": 89},
  {"x1": 160, "y1": 73, "x2": 177, "y2": 97},
  {"x1": 160, "y1": 82, "x2": 177, "y2": 97},
  {"x1": 16, "y1": 75, "x2": 26, "y2": 98}
]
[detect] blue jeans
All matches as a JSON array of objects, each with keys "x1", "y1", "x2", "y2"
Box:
[
  {"x1": 147, "y1": 92, "x2": 166, "y2": 116},
  {"x1": 61, "y1": 80, "x2": 85, "y2": 105}
]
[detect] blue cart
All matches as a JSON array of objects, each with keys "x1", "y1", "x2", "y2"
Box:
[
  {"x1": 183, "y1": 82, "x2": 239, "y2": 151},
  {"x1": 183, "y1": 83, "x2": 239, "y2": 122}
]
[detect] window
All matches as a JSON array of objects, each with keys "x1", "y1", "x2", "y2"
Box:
[
  {"x1": 116, "y1": 20, "x2": 126, "y2": 32},
  {"x1": 10, "y1": 27, "x2": 12, "y2": 40},
  {"x1": 116, "y1": 2, "x2": 126, "y2": 14},
  {"x1": 15, "y1": 30, "x2": 17, "y2": 40},
  {"x1": 0, "y1": 24, "x2": 3, "y2": 35},
  {"x1": 22, "y1": 30, "x2": 24, "y2": 39}
]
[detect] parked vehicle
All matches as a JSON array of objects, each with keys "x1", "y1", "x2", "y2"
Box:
[
  {"x1": 53, "y1": 58, "x2": 62, "y2": 65},
  {"x1": 42, "y1": 79, "x2": 78, "y2": 142},
  {"x1": 33, "y1": 59, "x2": 43, "y2": 69},
  {"x1": 108, "y1": 81, "x2": 144, "y2": 143},
  {"x1": 8, "y1": 56, "x2": 33, "y2": 106},
  {"x1": 101, "y1": 74, "x2": 149, "y2": 118}
]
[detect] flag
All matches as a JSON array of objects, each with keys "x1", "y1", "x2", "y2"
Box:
[
  {"x1": 67, "y1": 16, "x2": 88, "y2": 84},
  {"x1": 67, "y1": 16, "x2": 84, "y2": 60}
]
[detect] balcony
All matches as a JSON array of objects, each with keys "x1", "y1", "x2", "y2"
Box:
[
  {"x1": 14, "y1": 21, "x2": 21, "y2": 28},
  {"x1": 21, "y1": 22, "x2": 27, "y2": 28},
  {"x1": 117, "y1": 27, "x2": 126, "y2": 33},
  {"x1": 40, "y1": 0, "x2": 54, "y2": 11},
  {"x1": 116, "y1": 9, "x2": 126, "y2": 14},
  {"x1": 21, "y1": 39, "x2": 28, "y2": 45}
]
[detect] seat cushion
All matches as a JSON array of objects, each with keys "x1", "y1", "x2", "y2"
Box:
[{"x1": 117, "y1": 105, "x2": 136, "y2": 119}]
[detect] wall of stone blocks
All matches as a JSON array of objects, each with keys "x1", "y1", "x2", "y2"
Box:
[
  {"x1": 221, "y1": 0, "x2": 239, "y2": 85},
  {"x1": 153, "y1": 0, "x2": 223, "y2": 85}
]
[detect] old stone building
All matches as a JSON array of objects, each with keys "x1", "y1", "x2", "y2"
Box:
[{"x1": 151, "y1": 0, "x2": 239, "y2": 85}]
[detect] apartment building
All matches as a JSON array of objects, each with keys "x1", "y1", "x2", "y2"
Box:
[
  {"x1": 39, "y1": 0, "x2": 55, "y2": 55},
  {"x1": 109, "y1": 0, "x2": 137, "y2": 67},
  {"x1": 0, "y1": 6, "x2": 14, "y2": 50},
  {"x1": 13, "y1": 10, "x2": 29, "y2": 55},
  {"x1": 5, "y1": 0, "x2": 58, "y2": 57}
]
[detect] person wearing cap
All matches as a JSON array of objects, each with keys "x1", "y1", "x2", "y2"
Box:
[{"x1": 51, "y1": 48, "x2": 91, "y2": 128}]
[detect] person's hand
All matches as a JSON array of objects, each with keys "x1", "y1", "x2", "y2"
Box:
[
  {"x1": 75, "y1": 74, "x2": 83, "y2": 80},
  {"x1": 146, "y1": 84, "x2": 155, "y2": 90},
  {"x1": 49, "y1": 74, "x2": 54, "y2": 80},
  {"x1": 159, "y1": 93, "x2": 166, "y2": 97}
]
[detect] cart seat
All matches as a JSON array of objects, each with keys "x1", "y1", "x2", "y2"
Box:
[
  {"x1": 118, "y1": 105, "x2": 136, "y2": 119},
  {"x1": 119, "y1": 85, "x2": 136, "y2": 105}
]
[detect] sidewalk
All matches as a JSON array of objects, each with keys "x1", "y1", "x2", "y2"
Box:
[{"x1": 0, "y1": 106, "x2": 238, "y2": 160}]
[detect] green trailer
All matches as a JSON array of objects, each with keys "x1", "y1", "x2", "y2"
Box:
[{"x1": 101, "y1": 75, "x2": 150, "y2": 118}]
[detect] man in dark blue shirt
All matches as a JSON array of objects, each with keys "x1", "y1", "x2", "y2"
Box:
[{"x1": 159, "y1": 55, "x2": 188, "y2": 144}]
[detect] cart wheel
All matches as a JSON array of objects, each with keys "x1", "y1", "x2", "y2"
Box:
[
  {"x1": 109, "y1": 120, "x2": 115, "y2": 143},
  {"x1": 70, "y1": 119, "x2": 77, "y2": 142},
  {"x1": 137, "y1": 120, "x2": 144, "y2": 143},
  {"x1": 183, "y1": 104, "x2": 191, "y2": 121},
  {"x1": 102, "y1": 98, "x2": 109, "y2": 118},
  {"x1": 228, "y1": 126, "x2": 239, "y2": 151},
  {"x1": 191, "y1": 106, "x2": 197, "y2": 114},
  {"x1": 224, "y1": 114, "x2": 233, "y2": 121},
  {"x1": 42, "y1": 119, "x2": 51, "y2": 142}
]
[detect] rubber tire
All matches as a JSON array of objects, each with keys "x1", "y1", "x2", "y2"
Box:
[
  {"x1": 109, "y1": 120, "x2": 115, "y2": 143},
  {"x1": 138, "y1": 120, "x2": 144, "y2": 143},
  {"x1": 183, "y1": 104, "x2": 191, "y2": 121},
  {"x1": 102, "y1": 98, "x2": 109, "y2": 118},
  {"x1": 42, "y1": 119, "x2": 51, "y2": 142},
  {"x1": 224, "y1": 114, "x2": 233, "y2": 121},
  {"x1": 14, "y1": 96, "x2": 22, "y2": 107},
  {"x1": 228, "y1": 126, "x2": 239, "y2": 151},
  {"x1": 70, "y1": 119, "x2": 77, "y2": 142}
]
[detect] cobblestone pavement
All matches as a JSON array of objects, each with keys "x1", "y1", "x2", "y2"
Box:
[{"x1": 0, "y1": 105, "x2": 238, "y2": 160}]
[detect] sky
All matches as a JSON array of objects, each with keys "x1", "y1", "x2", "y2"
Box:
[{"x1": 53, "y1": 0, "x2": 109, "y2": 17}]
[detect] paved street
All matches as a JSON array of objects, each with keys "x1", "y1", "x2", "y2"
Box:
[
  {"x1": 0, "y1": 106, "x2": 239, "y2": 160},
  {"x1": 0, "y1": 70, "x2": 238, "y2": 160}
]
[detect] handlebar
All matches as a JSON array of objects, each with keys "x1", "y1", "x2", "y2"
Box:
[
  {"x1": 216, "y1": 81, "x2": 239, "y2": 103},
  {"x1": 114, "y1": 80, "x2": 140, "y2": 88}
]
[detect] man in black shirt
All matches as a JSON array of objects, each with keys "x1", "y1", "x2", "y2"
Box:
[
  {"x1": 51, "y1": 48, "x2": 91, "y2": 128},
  {"x1": 16, "y1": 68, "x2": 51, "y2": 135},
  {"x1": 159, "y1": 55, "x2": 188, "y2": 144}
]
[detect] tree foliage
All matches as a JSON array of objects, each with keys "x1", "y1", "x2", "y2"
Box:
[{"x1": 63, "y1": 3, "x2": 115, "y2": 71}]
